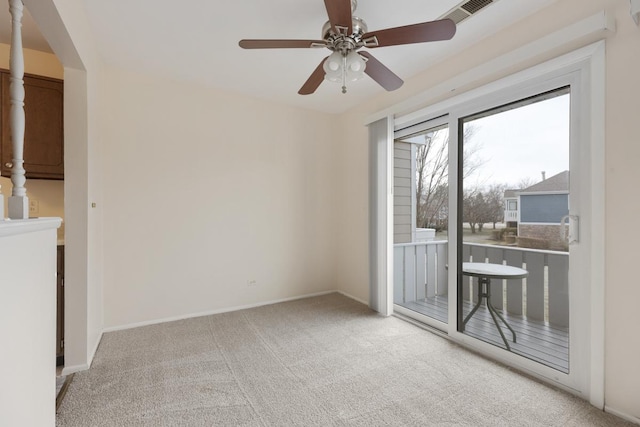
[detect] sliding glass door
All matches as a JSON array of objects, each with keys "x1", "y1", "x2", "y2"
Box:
[{"x1": 388, "y1": 54, "x2": 600, "y2": 395}]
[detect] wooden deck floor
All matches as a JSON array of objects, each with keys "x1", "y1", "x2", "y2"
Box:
[{"x1": 399, "y1": 296, "x2": 569, "y2": 373}]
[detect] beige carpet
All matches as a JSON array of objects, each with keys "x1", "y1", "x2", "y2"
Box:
[{"x1": 56, "y1": 293, "x2": 631, "y2": 426}]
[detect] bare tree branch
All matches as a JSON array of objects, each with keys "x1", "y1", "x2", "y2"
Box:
[{"x1": 414, "y1": 124, "x2": 483, "y2": 230}]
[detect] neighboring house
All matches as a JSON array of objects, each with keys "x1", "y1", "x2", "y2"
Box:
[
  {"x1": 504, "y1": 171, "x2": 569, "y2": 250},
  {"x1": 393, "y1": 141, "x2": 415, "y2": 244},
  {"x1": 519, "y1": 170, "x2": 569, "y2": 249},
  {"x1": 393, "y1": 140, "x2": 439, "y2": 244},
  {"x1": 503, "y1": 189, "x2": 519, "y2": 228}
]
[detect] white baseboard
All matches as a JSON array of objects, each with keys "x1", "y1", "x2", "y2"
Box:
[
  {"x1": 337, "y1": 290, "x2": 369, "y2": 306},
  {"x1": 59, "y1": 331, "x2": 104, "y2": 376},
  {"x1": 61, "y1": 364, "x2": 89, "y2": 376},
  {"x1": 604, "y1": 406, "x2": 640, "y2": 425},
  {"x1": 102, "y1": 290, "x2": 338, "y2": 333},
  {"x1": 88, "y1": 330, "x2": 104, "y2": 367}
]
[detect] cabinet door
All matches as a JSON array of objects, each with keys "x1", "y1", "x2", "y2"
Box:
[
  {"x1": 56, "y1": 245, "x2": 64, "y2": 365},
  {"x1": 1, "y1": 72, "x2": 64, "y2": 180}
]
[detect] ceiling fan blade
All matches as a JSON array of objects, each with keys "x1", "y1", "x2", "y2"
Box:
[
  {"x1": 362, "y1": 19, "x2": 456, "y2": 48},
  {"x1": 299, "y1": 57, "x2": 328, "y2": 95},
  {"x1": 324, "y1": 0, "x2": 353, "y2": 34},
  {"x1": 359, "y1": 52, "x2": 403, "y2": 91},
  {"x1": 239, "y1": 39, "x2": 327, "y2": 49}
]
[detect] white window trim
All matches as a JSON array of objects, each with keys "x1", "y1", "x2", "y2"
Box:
[{"x1": 519, "y1": 191, "x2": 569, "y2": 195}]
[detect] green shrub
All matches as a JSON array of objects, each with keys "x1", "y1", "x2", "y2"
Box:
[{"x1": 492, "y1": 227, "x2": 518, "y2": 241}]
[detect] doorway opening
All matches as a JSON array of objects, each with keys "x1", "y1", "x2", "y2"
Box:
[{"x1": 0, "y1": 3, "x2": 66, "y2": 368}]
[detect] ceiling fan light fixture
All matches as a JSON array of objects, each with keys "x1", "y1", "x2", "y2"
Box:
[
  {"x1": 323, "y1": 51, "x2": 343, "y2": 82},
  {"x1": 323, "y1": 50, "x2": 366, "y2": 89},
  {"x1": 345, "y1": 50, "x2": 366, "y2": 81}
]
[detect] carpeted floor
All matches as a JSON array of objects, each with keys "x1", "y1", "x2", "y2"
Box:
[{"x1": 56, "y1": 293, "x2": 632, "y2": 426}]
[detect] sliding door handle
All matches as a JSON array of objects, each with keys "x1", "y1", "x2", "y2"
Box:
[{"x1": 560, "y1": 215, "x2": 579, "y2": 244}]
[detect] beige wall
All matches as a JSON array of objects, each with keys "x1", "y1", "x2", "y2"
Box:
[
  {"x1": 335, "y1": 113, "x2": 369, "y2": 302},
  {"x1": 99, "y1": 66, "x2": 339, "y2": 328},
  {"x1": 0, "y1": 44, "x2": 64, "y2": 223},
  {"x1": 335, "y1": 0, "x2": 640, "y2": 420}
]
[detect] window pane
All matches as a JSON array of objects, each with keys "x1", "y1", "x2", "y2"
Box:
[
  {"x1": 458, "y1": 87, "x2": 570, "y2": 373},
  {"x1": 393, "y1": 124, "x2": 449, "y2": 325}
]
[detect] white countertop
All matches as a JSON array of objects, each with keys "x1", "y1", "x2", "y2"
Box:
[{"x1": 0, "y1": 217, "x2": 63, "y2": 239}]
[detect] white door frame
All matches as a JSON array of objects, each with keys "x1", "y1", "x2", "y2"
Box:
[{"x1": 446, "y1": 70, "x2": 588, "y2": 396}]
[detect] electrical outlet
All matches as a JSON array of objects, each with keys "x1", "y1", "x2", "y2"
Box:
[
  {"x1": 29, "y1": 199, "x2": 39, "y2": 215},
  {"x1": 247, "y1": 280, "x2": 257, "y2": 286}
]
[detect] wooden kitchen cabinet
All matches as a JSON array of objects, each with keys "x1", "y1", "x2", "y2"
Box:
[{"x1": 0, "y1": 71, "x2": 64, "y2": 180}]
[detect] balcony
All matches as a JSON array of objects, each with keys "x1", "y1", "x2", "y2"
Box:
[
  {"x1": 504, "y1": 210, "x2": 518, "y2": 222},
  {"x1": 394, "y1": 241, "x2": 569, "y2": 373}
]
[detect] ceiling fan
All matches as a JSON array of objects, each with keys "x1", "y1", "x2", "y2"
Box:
[{"x1": 239, "y1": 0, "x2": 456, "y2": 95}]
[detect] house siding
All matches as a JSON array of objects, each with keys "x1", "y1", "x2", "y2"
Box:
[
  {"x1": 520, "y1": 194, "x2": 568, "y2": 224},
  {"x1": 394, "y1": 142, "x2": 413, "y2": 243}
]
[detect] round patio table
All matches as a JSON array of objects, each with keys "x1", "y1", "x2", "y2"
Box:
[{"x1": 462, "y1": 262, "x2": 528, "y2": 351}]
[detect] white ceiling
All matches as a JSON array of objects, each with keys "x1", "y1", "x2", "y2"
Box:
[{"x1": 1, "y1": 0, "x2": 556, "y2": 114}]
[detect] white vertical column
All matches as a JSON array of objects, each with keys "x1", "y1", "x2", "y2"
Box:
[
  {"x1": 368, "y1": 116, "x2": 394, "y2": 316},
  {"x1": 7, "y1": 0, "x2": 29, "y2": 219}
]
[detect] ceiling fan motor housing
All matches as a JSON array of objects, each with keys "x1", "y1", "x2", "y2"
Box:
[{"x1": 321, "y1": 16, "x2": 368, "y2": 54}]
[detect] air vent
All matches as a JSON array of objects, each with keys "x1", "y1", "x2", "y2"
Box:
[
  {"x1": 441, "y1": 0, "x2": 496, "y2": 25},
  {"x1": 444, "y1": 8, "x2": 472, "y2": 25},
  {"x1": 461, "y1": 0, "x2": 493, "y2": 15}
]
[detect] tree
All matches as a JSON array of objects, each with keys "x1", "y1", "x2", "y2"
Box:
[
  {"x1": 485, "y1": 184, "x2": 507, "y2": 229},
  {"x1": 415, "y1": 125, "x2": 482, "y2": 230},
  {"x1": 513, "y1": 176, "x2": 537, "y2": 191},
  {"x1": 415, "y1": 130, "x2": 448, "y2": 229},
  {"x1": 462, "y1": 184, "x2": 509, "y2": 232},
  {"x1": 463, "y1": 188, "x2": 492, "y2": 233}
]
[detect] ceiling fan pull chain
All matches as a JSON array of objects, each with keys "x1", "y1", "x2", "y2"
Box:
[{"x1": 342, "y1": 54, "x2": 347, "y2": 93}]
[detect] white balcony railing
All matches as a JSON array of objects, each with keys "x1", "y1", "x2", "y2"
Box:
[
  {"x1": 504, "y1": 210, "x2": 518, "y2": 221},
  {"x1": 393, "y1": 241, "x2": 569, "y2": 328}
]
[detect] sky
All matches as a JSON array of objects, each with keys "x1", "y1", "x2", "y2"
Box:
[{"x1": 463, "y1": 93, "x2": 570, "y2": 189}]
